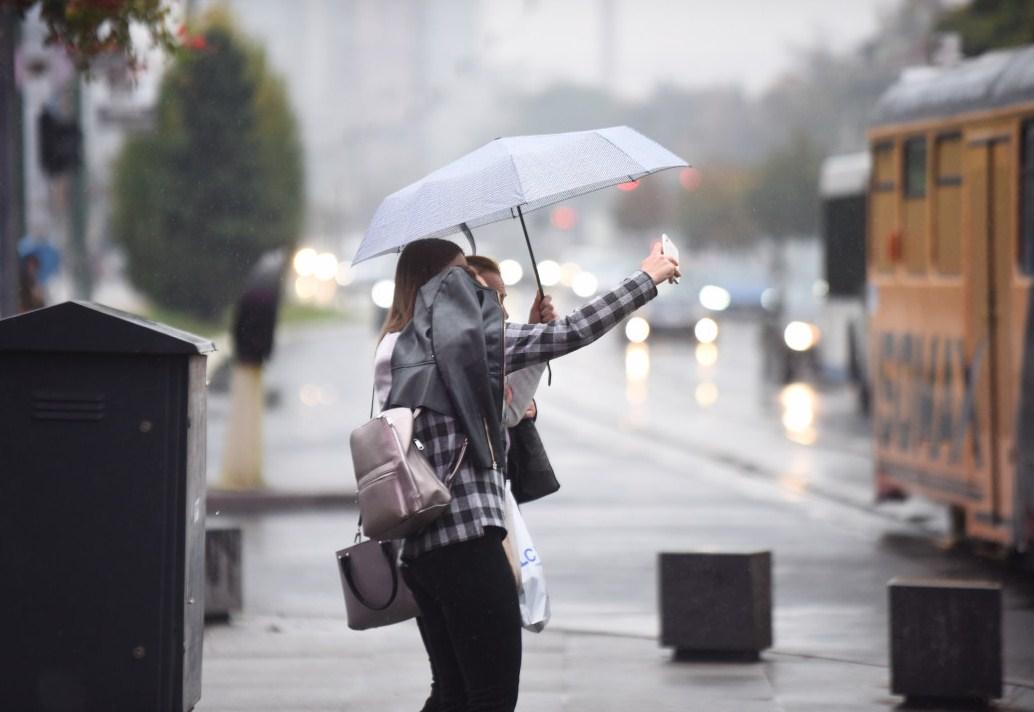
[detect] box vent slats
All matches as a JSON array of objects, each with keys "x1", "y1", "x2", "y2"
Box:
[{"x1": 32, "y1": 392, "x2": 106, "y2": 422}]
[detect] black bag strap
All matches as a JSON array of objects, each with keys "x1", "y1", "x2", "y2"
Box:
[{"x1": 339, "y1": 541, "x2": 400, "y2": 611}]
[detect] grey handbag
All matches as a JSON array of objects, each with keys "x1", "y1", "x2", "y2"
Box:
[
  {"x1": 350, "y1": 407, "x2": 467, "y2": 540},
  {"x1": 336, "y1": 538, "x2": 419, "y2": 630}
]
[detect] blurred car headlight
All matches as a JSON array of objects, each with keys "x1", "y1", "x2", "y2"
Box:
[
  {"x1": 571, "y1": 271, "x2": 598, "y2": 297},
  {"x1": 293, "y1": 247, "x2": 318, "y2": 277},
  {"x1": 499, "y1": 259, "x2": 523, "y2": 286},
  {"x1": 371, "y1": 279, "x2": 395, "y2": 310},
  {"x1": 699, "y1": 285, "x2": 731, "y2": 312},
  {"x1": 784, "y1": 321, "x2": 820, "y2": 352},
  {"x1": 694, "y1": 317, "x2": 719, "y2": 344},
  {"x1": 625, "y1": 316, "x2": 650, "y2": 343}
]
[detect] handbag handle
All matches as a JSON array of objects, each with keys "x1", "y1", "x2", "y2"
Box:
[{"x1": 339, "y1": 541, "x2": 400, "y2": 611}]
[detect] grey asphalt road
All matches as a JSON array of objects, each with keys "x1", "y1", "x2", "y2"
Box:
[{"x1": 203, "y1": 315, "x2": 1034, "y2": 709}]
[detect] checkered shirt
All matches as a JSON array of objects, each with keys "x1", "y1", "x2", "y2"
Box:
[{"x1": 398, "y1": 269, "x2": 658, "y2": 559}]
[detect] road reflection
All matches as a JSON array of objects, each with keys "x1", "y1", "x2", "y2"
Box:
[
  {"x1": 779, "y1": 382, "x2": 817, "y2": 445},
  {"x1": 695, "y1": 342, "x2": 718, "y2": 367},
  {"x1": 625, "y1": 342, "x2": 650, "y2": 406},
  {"x1": 694, "y1": 382, "x2": 718, "y2": 407}
]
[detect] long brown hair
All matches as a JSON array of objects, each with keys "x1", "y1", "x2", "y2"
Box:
[
  {"x1": 465, "y1": 255, "x2": 500, "y2": 277},
  {"x1": 380, "y1": 238, "x2": 464, "y2": 337}
]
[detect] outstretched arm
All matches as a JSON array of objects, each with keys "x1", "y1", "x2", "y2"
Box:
[
  {"x1": 505, "y1": 270, "x2": 655, "y2": 372},
  {"x1": 504, "y1": 242, "x2": 678, "y2": 372}
]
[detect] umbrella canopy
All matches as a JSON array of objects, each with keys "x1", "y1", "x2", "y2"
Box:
[{"x1": 354, "y1": 126, "x2": 688, "y2": 265}]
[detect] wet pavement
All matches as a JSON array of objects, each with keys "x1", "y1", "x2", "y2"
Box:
[{"x1": 199, "y1": 317, "x2": 1034, "y2": 711}]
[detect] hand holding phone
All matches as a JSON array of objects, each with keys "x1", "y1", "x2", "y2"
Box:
[{"x1": 661, "y1": 233, "x2": 680, "y2": 284}]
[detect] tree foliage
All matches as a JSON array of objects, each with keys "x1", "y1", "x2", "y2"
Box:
[
  {"x1": 675, "y1": 166, "x2": 757, "y2": 250},
  {"x1": 112, "y1": 12, "x2": 303, "y2": 321},
  {"x1": 612, "y1": 179, "x2": 670, "y2": 234},
  {"x1": 938, "y1": 0, "x2": 1034, "y2": 57},
  {"x1": 746, "y1": 132, "x2": 823, "y2": 240},
  {"x1": 10, "y1": 0, "x2": 177, "y2": 70}
]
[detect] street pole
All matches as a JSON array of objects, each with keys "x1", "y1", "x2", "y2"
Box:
[
  {"x1": 69, "y1": 78, "x2": 91, "y2": 299},
  {"x1": 0, "y1": 7, "x2": 22, "y2": 316}
]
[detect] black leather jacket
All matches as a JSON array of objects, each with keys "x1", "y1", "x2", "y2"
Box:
[{"x1": 385, "y1": 266, "x2": 506, "y2": 472}]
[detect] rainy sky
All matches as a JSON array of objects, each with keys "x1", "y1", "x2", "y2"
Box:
[{"x1": 482, "y1": 0, "x2": 904, "y2": 97}]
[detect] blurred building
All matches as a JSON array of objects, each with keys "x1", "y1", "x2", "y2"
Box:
[{"x1": 196, "y1": 0, "x2": 491, "y2": 261}]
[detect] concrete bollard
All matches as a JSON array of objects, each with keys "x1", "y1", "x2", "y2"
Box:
[
  {"x1": 205, "y1": 527, "x2": 243, "y2": 622},
  {"x1": 889, "y1": 577, "x2": 1002, "y2": 702},
  {"x1": 659, "y1": 551, "x2": 772, "y2": 660},
  {"x1": 218, "y1": 364, "x2": 265, "y2": 489}
]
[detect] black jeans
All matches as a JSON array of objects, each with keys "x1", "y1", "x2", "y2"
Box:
[{"x1": 402, "y1": 527, "x2": 522, "y2": 712}]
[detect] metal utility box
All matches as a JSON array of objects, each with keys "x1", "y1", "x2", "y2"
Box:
[{"x1": 0, "y1": 301, "x2": 214, "y2": 712}]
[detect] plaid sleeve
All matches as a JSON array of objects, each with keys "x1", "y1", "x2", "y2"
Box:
[{"x1": 505, "y1": 269, "x2": 657, "y2": 373}]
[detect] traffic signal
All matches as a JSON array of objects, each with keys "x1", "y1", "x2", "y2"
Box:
[{"x1": 38, "y1": 107, "x2": 82, "y2": 176}]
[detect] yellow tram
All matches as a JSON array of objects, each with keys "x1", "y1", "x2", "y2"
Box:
[{"x1": 868, "y1": 46, "x2": 1034, "y2": 552}]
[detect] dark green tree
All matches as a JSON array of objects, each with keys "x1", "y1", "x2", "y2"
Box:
[
  {"x1": 112, "y1": 13, "x2": 303, "y2": 321},
  {"x1": 938, "y1": 0, "x2": 1034, "y2": 57},
  {"x1": 746, "y1": 132, "x2": 823, "y2": 240}
]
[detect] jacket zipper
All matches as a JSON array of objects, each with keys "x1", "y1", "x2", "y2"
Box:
[{"x1": 483, "y1": 419, "x2": 498, "y2": 471}]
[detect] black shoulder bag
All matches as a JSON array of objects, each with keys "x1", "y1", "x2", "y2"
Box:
[{"x1": 507, "y1": 418, "x2": 560, "y2": 504}]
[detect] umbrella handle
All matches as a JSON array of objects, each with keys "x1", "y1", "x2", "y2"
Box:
[{"x1": 517, "y1": 205, "x2": 552, "y2": 386}]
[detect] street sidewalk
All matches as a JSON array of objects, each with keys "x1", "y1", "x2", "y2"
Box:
[
  {"x1": 196, "y1": 614, "x2": 1033, "y2": 712},
  {"x1": 197, "y1": 323, "x2": 1034, "y2": 711}
]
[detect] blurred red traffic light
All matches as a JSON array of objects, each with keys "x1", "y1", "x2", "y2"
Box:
[
  {"x1": 680, "y1": 167, "x2": 701, "y2": 192},
  {"x1": 550, "y1": 205, "x2": 578, "y2": 230}
]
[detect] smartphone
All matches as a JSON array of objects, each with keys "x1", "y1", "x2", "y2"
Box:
[{"x1": 661, "y1": 233, "x2": 679, "y2": 284}]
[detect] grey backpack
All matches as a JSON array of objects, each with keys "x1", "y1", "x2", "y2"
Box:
[{"x1": 350, "y1": 407, "x2": 466, "y2": 540}]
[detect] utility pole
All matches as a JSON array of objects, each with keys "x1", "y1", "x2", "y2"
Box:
[
  {"x1": 69, "y1": 78, "x2": 91, "y2": 298},
  {"x1": 0, "y1": 7, "x2": 22, "y2": 317}
]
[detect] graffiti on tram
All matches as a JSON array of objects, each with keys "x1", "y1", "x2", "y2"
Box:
[{"x1": 874, "y1": 331, "x2": 984, "y2": 466}]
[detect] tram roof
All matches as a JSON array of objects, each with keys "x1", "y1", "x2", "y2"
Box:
[{"x1": 872, "y1": 44, "x2": 1034, "y2": 127}]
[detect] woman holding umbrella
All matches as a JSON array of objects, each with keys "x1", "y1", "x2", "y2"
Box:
[{"x1": 372, "y1": 236, "x2": 679, "y2": 712}]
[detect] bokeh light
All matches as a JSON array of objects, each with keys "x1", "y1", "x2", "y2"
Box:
[
  {"x1": 550, "y1": 205, "x2": 578, "y2": 230},
  {"x1": 694, "y1": 317, "x2": 719, "y2": 344},
  {"x1": 699, "y1": 285, "x2": 731, "y2": 311},
  {"x1": 571, "y1": 271, "x2": 599, "y2": 297},
  {"x1": 780, "y1": 383, "x2": 817, "y2": 445},
  {"x1": 560, "y1": 261, "x2": 581, "y2": 286},
  {"x1": 695, "y1": 382, "x2": 719, "y2": 407},
  {"x1": 784, "y1": 321, "x2": 819, "y2": 352},
  {"x1": 695, "y1": 342, "x2": 718, "y2": 367},
  {"x1": 371, "y1": 279, "x2": 395, "y2": 309},
  {"x1": 313, "y1": 252, "x2": 339, "y2": 281},
  {"x1": 499, "y1": 259, "x2": 523, "y2": 286},
  {"x1": 537, "y1": 260, "x2": 562, "y2": 287},
  {"x1": 625, "y1": 316, "x2": 650, "y2": 343},
  {"x1": 679, "y1": 167, "x2": 702, "y2": 192},
  {"x1": 293, "y1": 247, "x2": 318, "y2": 277}
]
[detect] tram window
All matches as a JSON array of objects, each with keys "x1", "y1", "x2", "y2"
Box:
[
  {"x1": 904, "y1": 138, "x2": 927, "y2": 199},
  {"x1": 871, "y1": 142, "x2": 896, "y2": 272},
  {"x1": 873, "y1": 141, "x2": 895, "y2": 191},
  {"x1": 1021, "y1": 121, "x2": 1034, "y2": 274},
  {"x1": 934, "y1": 135, "x2": 962, "y2": 274}
]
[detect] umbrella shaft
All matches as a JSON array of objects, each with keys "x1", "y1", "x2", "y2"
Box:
[{"x1": 516, "y1": 205, "x2": 544, "y2": 298}]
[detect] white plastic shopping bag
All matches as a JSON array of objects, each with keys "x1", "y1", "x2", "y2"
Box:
[{"x1": 503, "y1": 488, "x2": 551, "y2": 633}]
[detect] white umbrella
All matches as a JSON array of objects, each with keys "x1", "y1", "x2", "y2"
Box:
[{"x1": 354, "y1": 125, "x2": 688, "y2": 294}]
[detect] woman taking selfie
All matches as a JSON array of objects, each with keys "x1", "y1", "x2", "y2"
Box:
[{"x1": 372, "y1": 237, "x2": 679, "y2": 712}]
